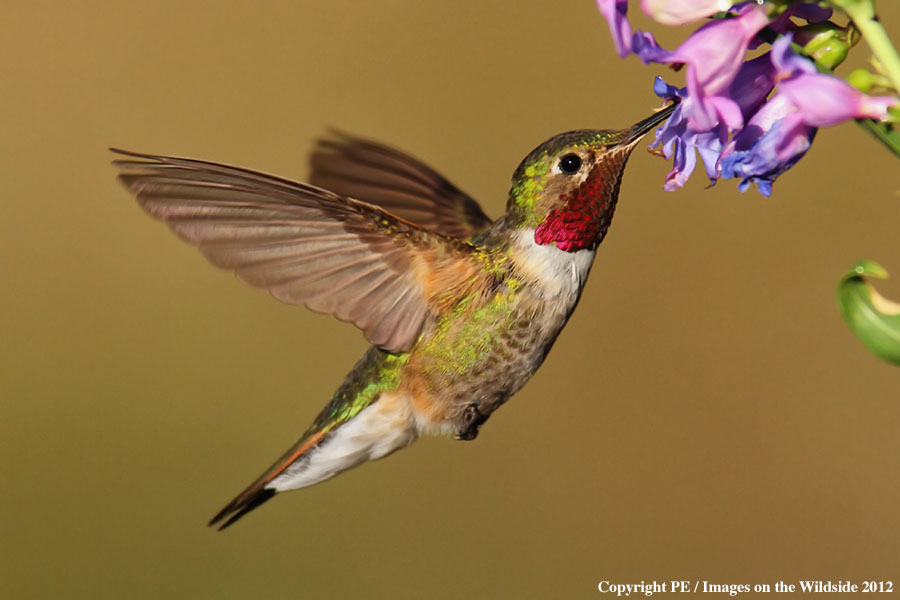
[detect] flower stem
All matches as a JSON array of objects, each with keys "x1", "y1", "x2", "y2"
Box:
[
  {"x1": 829, "y1": 0, "x2": 900, "y2": 93},
  {"x1": 857, "y1": 117, "x2": 900, "y2": 155}
]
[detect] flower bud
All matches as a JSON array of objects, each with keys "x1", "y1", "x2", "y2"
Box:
[
  {"x1": 847, "y1": 68, "x2": 876, "y2": 93},
  {"x1": 798, "y1": 23, "x2": 853, "y2": 69}
]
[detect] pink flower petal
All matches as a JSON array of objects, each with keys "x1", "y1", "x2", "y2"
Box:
[
  {"x1": 596, "y1": 0, "x2": 632, "y2": 57},
  {"x1": 671, "y1": 5, "x2": 770, "y2": 94},
  {"x1": 780, "y1": 73, "x2": 898, "y2": 127},
  {"x1": 772, "y1": 36, "x2": 899, "y2": 127},
  {"x1": 641, "y1": 0, "x2": 733, "y2": 26}
]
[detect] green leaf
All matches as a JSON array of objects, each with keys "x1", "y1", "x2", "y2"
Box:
[
  {"x1": 856, "y1": 118, "x2": 900, "y2": 156},
  {"x1": 836, "y1": 260, "x2": 900, "y2": 365}
]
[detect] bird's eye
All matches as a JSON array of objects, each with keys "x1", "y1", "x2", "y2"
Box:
[{"x1": 558, "y1": 153, "x2": 582, "y2": 174}]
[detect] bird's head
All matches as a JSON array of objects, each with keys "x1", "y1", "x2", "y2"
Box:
[{"x1": 505, "y1": 103, "x2": 676, "y2": 252}]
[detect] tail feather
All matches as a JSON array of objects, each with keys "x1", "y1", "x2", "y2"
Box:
[
  {"x1": 207, "y1": 429, "x2": 329, "y2": 530},
  {"x1": 206, "y1": 347, "x2": 414, "y2": 530},
  {"x1": 209, "y1": 487, "x2": 277, "y2": 531}
]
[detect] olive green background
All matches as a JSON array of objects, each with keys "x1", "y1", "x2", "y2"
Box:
[{"x1": 2, "y1": 2, "x2": 899, "y2": 598}]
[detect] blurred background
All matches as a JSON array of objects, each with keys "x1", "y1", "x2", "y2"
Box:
[{"x1": 2, "y1": 2, "x2": 898, "y2": 598}]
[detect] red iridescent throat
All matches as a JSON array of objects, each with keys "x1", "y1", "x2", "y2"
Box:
[{"x1": 533, "y1": 154, "x2": 625, "y2": 252}]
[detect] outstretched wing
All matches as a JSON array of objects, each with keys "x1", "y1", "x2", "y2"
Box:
[
  {"x1": 113, "y1": 149, "x2": 485, "y2": 353},
  {"x1": 308, "y1": 131, "x2": 493, "y2": 239}
]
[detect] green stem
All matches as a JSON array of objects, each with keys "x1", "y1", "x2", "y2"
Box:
[
  {"x1": 857, "y1": 116, "x2": 900, "y2": 155},
  {"x1": 829, "y1": 0, "x2": 900, "y2": 93}
]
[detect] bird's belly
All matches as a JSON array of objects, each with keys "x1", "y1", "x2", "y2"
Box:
[
  {"x1": 403, "y1": 297, "x2": 573, "y2": 440},
  {"x1": 269, "y1": 390, "x2": 417, "y2": 492}
]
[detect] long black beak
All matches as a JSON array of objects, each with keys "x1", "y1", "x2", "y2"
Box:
[{"x1": 623, "y1": 100, "x2": 679, "y2": 146}]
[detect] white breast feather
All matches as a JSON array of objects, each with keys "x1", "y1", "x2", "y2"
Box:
[{"x1": 513, "y1": 229, "x2": 596, "y2": 299}]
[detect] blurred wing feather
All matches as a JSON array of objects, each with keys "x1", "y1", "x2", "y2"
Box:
[
  {"x1": 308, "y1": 131, "x2": 493, "y2": 239},
  {"x1": 112, "y1": 149, "x2": 484, "y2": 353}
]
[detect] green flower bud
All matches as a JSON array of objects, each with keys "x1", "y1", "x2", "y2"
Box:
[
  {"x1": 797, "y1": 22, "x2": 854, "y2": 70},
  {"x1": 847, "y1": 68, "x2": 875, "y2": 92}
]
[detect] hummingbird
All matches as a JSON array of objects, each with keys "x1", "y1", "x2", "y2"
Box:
[{"x1": 112, "y1": 101, "x2": 676, "y2": 530}]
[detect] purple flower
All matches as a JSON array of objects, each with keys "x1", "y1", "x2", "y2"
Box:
[
  {"x1": 771, "y1": 36, "x2": 899, "y2": 126},
  {"x1": 718, "y1": 94, "x2": 815, "y2": 196},
  {"x1": 596, "y1": 0, "x2": 632, "y2": 57},
  {"x1": 641, "y1": 0, "x2": 732, "y2": 25},
  {"x1": 630, "y1": 28, "x2": 671, "y2": 64},
  {"x1": 673, "y1": 6, "x2": 770, "y2": 96},
  {"x1": 665, "y1": 5, "x2": 769, "y2": 130},
  {"x1": 650, "y1": 54, "x2": 776, "y2": 190},
  {"x1": 728, "y1": 53, "x2": 777, "y2": 119},
  {"x1": 717, "y1": 38, "x2": 897, "y2": 195},
  {"x1": 766, "y1": 2, "x2": 833, "y2": 39},
  {"x1": 597, "y1": 2, "x2": 900, "y2": 196},
  {"x1": 650, "y1": 78, "x2": 723, "y2": 190},
  {"x1": 619, "y1": 4, "x2": 770, "y2": 132}
]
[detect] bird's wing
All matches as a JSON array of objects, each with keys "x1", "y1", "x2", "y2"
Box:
[
  {"x1": 113, "y1": 149, "x2": 488, "y2": 353},
  {"x1": 308, "y1": 131, "x2": 494, "y2": 239}
]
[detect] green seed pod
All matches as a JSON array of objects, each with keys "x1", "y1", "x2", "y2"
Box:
[
  {"x1": 836, "y1": 260, "x2": 900, "y2": 365},
  {"x1": 798, "y1": 22, "x2": 852, "y2": 70},
  {"x1": 811, "y1": 41, "x2": 849, "y2": 69}
]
